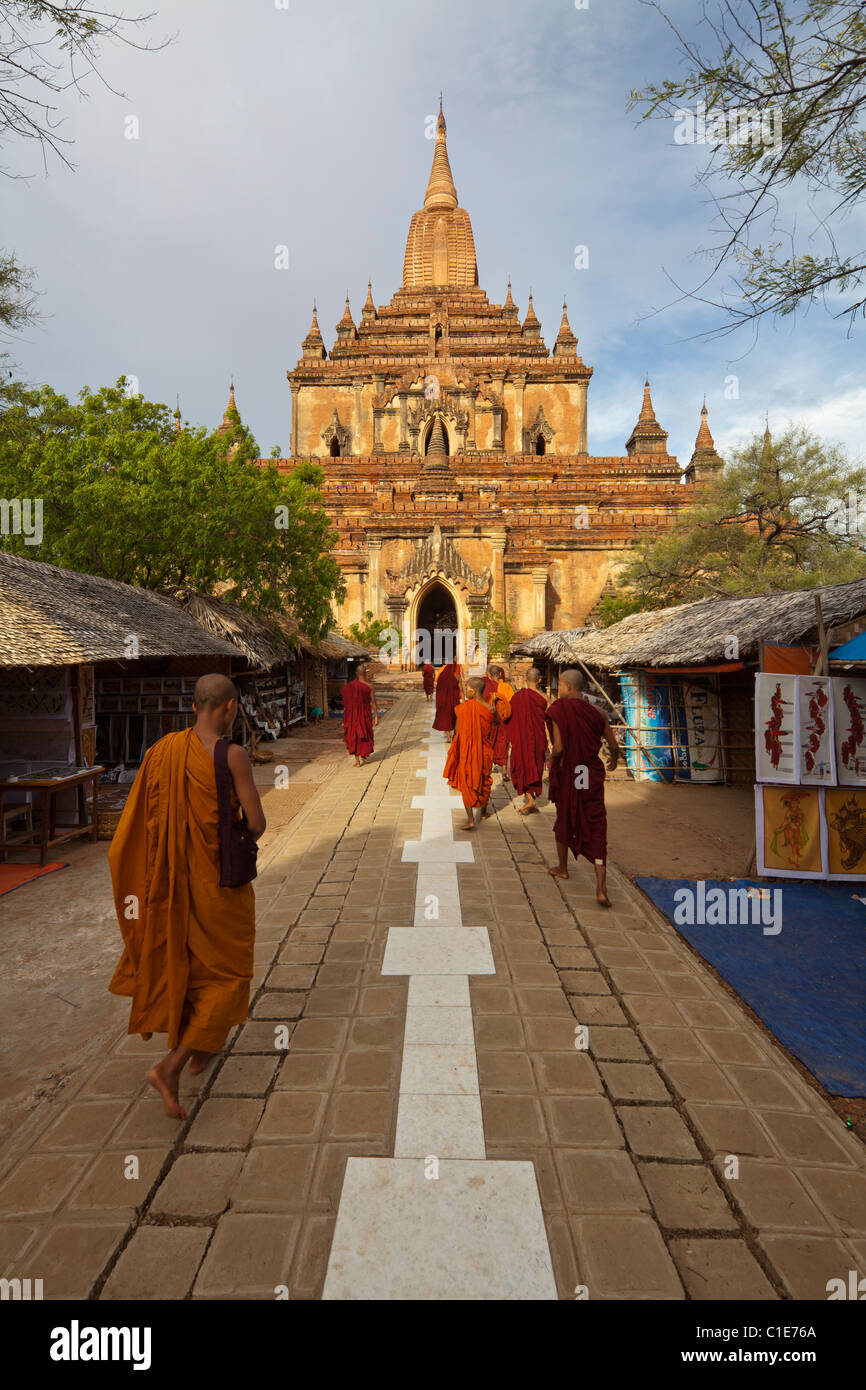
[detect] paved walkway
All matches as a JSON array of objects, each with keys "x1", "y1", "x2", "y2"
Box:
[{"x1": 1, "y1": 692, "x2": 864, "y2": 1300}]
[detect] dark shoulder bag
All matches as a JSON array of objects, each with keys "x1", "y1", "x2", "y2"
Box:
[{"x1": 213, "y1": 738, "x2": 258, "y2": 887}]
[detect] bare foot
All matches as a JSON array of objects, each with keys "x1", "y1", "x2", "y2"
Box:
[
  {"x1": 597, "y1": 893, "x2": 612, "y2": 908},
  {"x1": 547, "y1": 866, "x2": 569, "y2": 880},
  {"x1": 188, "y1": 1050, "x2": 213, "y2": 1076},
  {"x1": 480, "y1": 808, "x2": 491, "y2": 820},
  {"x1": 147, "y1": 1062, "x2": 188, "y2": 1121},
  {"x1": 459, "y1": 820, "x2": 476, "y2": 831}
]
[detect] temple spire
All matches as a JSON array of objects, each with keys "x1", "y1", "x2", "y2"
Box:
[
  {"x1": 553, "y1": 297, "x2": 579, "y2": 358},
  {"x1": 302, "y1": 302, "x2": 327, "y2": 360},
  {"x1": 626, "y1": 378, "x2": 669, "y2": 457},
  {"x1": 424, "y1": 100, "x2": 458, "y2": 211},
  {"x1": 685, "y1": 398, "x2": 723, "y2": 483}
]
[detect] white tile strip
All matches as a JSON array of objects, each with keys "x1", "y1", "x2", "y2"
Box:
[{"x1": 323, "y1": 718, "x2": 556, "y2": 1300}]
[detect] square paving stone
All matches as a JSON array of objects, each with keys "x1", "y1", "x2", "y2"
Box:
[
  {"x1": 697, "y1": 1030, "x2": 768, "y2": 1065},
  {"x1": 316, "y1": 962, "x2": 365, "y2": 987},
  {"x1": 571, "y1": 1215, "x2": 683, "y2": 1299},
  {"x1": 685, "y1": 1103, "x2": 777, "y2": 1159},
  {"x1": 185, "y1": 1098, "x2": 264, "y2": 1150},
  {"x1": 35, "y1": 1099, "x2": 130, "y2": 1151},
  {"x1": 660, "y1": 1061, "x2": 739, "y2": 1104},
  {"x1": 556, "y1": 1149, "x2": 650, "y2": 1212},
  {"x1": 256, "y1": 1091, "x2": 328, "y2": 1142},
  {"x1": 279, "y1": 943, "x2": 326, "y2": 965},
  {"x1": 530, "y1": 1051, "x2": 603, "y2": 1094},
  {"x1": 759, "y1": 1233, "x2": 858, "y2": 1300},
  {"x1": 28, "y1": 1221, "x2": 128, "y2": 1300},
  {"x1": 524, "y1": 1018, "x2": 587, "y2": 1051},
  {"x1": 290, "y1": 1018, "x2": 349, "y2": 1050},
  {"x1": 470, "y1": 985, "x2": 518, "y2": 1014},
  {"x1": 0, "y1": 1222, "x2": 39, "y2": 1270},
  {"x1": 348, "y1": 1016, "x2": 403, "y2": 1049},
  {"x1": 234, "y1": 1020, "x2": 294, "y2": 1053},
  {"x1": 253, "y1": 991, "x2": 306, "y2": 1021},
  {"x1": 101, "y1": 1225, "x2": 211, "y2": 1300},
  {"x1": 798, "y1": 1168, "x2": 866, "y2": 1235},
  {"x1": 588, "y1": 1027, "x2": 648, "y2": 1061},
  {"x1": 760, "y1": 1112, "x2": 860, "y2": 1167},
  {"x1": 480, "y1": 1094, "x2": 548, "y2": 1145},
  {"x1": 150, "y1": 1151, "x2": 243, "y2": 1218},
  {"x1": 477, "y1": 1052, "x2": 536, "y2": 1093},
  {"x1": 543, "y1": 1096, "x2": 623, "y2": 1148},
  {"x1": 0, "y1": 1155, "x2": 91, "y2": 1216},
  {"x1": 639, "y1": 1026, "x2": 709, "y2": 1061},
  {"x1": 336, "y1": 1049, "x2": 399, "y2": 1090},
  {"x1": 559, "y1": 971, "x2": 612, "y2": 996},
  {"x1": 727, "y1": 1160, "x2": 830, "y2": 1232},
  {"x1": 66, "y1": 1148, "x2": 170, "y2": 1213},
  {"x1": 670, "y1": 1238, "x2": 778, "y2": 1300},
  {"x1": 474, "y1": 1015, "x2": 527, "y2": 1050},
  {"x1": 232, "y1": 1144, "x2": 318, "y2": 1210},
  {"x1": 640, "y1": 1161, "x2": 737, "y2": 1230},
  {"x1": 79, "y1": 1058, "x2": 153, "y2": 1099},
  {"x1": 570, "y1": 996, "x2": 628, "y2": 1026},
  {"x1": 599, "y1": 1061, "x2": 670, "y2": 1103},
  {"x1": 725, "y1": 1065, "x2": 809, "y2": 1112},
  {"x1": 325, "y1": 1092, "x2": 393, "y2": 1144},
  {"x1": 622, "y1": 996, "x2": 685, "y2": 1027},
  {"x1": 211, "y1": 1055, "x2": 279, "y2": 1096},
  {"x1": 676, "y1": 1000, "x2": 738, "y2": 1029},
  {"x1": 358, "y1": 985, "x2": 406, "y2": 1015},
  {"x1": 619, "y1": 1107, "x2": 700, "y2": 1160},
  {"x1": 303, "y1": 986, "x2": 360, "y2": 1017},
  {"x1": 267, "y1": 964, "x2": 318, "y2": 990}
]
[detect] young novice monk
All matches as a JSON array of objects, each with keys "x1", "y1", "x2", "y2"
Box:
[{"x1": 443, "y1": 676, "x2": 495, "y2": 831}]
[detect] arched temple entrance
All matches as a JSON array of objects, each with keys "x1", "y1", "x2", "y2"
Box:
[{"x1": 415, "y1": 582, "x2": 459, "y2": 662}]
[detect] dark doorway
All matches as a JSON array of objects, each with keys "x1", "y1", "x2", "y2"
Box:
[
  {"x1": 416, "y1": 582, "x2": 458, "y2": 664},
  {"x1": 330, "y1": 438, "x2": 341, "y2": 457},
  {"x1": 536, "y1": 435, "x2": 546, "y2": 456}
]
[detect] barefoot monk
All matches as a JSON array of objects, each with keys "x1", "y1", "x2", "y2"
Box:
[
  {"x1": 108, "y1": 674, "x2": 266, "y2": 1120},
  {"x1": 343, "y1": 663, "x2": 379, "y2": 766},
  {"x1": 508, "y1": 667, "x2": 549, "y2": 814},
  {"x1": 443, "y1": 676, "x2": 495, "y2": 831},
  {"x1": 545, "y1": 667, "x2": 619, "y2": 906}
]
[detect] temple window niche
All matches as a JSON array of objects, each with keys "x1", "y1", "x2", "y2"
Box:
[
  {"x1": 434, "y1": 323, "x2": 443, "y2": 357},
  {"x1": 535, "y1": 435, "x2": 546, "y2": 456},
  {"x1": 330, "y1": 437, "x2": 341, "y2": 458}
]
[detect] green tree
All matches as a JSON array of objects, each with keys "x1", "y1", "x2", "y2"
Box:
[
  {"x1": 471, "y1": 607, "x2": 518, "y2": 658},
  {"x1": 346, "y1": 610, "x2": 389, "y2": 649},
  {"x1": 630, "y1": 0, "x2": 866, "y2": 333},
  {"x1": 616, "y1": 424, "x2": 866, "y2": 608},
  {"x1": 0, "y1": 377, "x2": 345, "y2": 638}
]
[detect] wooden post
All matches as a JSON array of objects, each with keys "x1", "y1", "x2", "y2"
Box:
[
  {"x1": 815, "y1": 595, "x2": 829, "y2": 676},
  {"x1": 571, "y1": 658, "x2": 673, "y2": 782}
]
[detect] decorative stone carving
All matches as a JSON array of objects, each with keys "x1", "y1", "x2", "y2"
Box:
[
  {"x1": 523, "y1": 404, "x2": 555, "y2": 454},
  {"x1": 322, "y1": 409, "x2": 352, "y2": 457},
  {"x1": 384, "y1": 524, "x2": 491, "y2": 602}
]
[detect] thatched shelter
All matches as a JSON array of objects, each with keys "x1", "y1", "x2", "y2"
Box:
[
  {"x1": 568, "y1": 579, "x2": 866, "y2": 672},
  {"x1": 0, "y1": 551, "x2": 238, "y2": 668},
  {"x1": 511, "y1": 627, "x2": 592, "y2": 665}
]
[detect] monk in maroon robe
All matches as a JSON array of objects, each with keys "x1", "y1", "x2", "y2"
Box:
[
  {"x1": 508, "y1": 667, "x2": 549, "y2": 814},
  {"x1": 421, "y1": 663, "x2": 436, "y2": 701},
  {"x1": 432, "y1": 661, "x2": 463, "y2": 740},
  {"x1": 546, "y1": 668, "x2": 619, "y2": 906},
  {"x1": 485, "y1": 665, "x2": 513, "y2": 777},
  {"x1": 343, "y1": 664, "x2": 378, "y2": 766}
]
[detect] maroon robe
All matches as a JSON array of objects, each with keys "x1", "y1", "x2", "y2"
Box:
[
  {"x1": 546, "y1": 696, "x2": 608, "y2": 864},
  {"x1": 508, "y1": 687, "x2": 548, "y2": 796},
  {"x1": 421, "y1": 664, "x2": 435, "y2": 695},
  {"x1": 343, "y1": 679, "x2": 374, "y2": 757},
  {"x1": 432, "y1": 663, "x2": 461, "y2": 732}
]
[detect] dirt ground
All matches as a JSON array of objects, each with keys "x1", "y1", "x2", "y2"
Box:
[{"x1": 605, "y1": 780, "x2": 755, "y2": 881}]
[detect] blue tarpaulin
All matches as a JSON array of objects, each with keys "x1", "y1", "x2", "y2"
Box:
[
  {"x1": 830, "y1": 631, "x2": 866, "y2": 661},
  {"x1": 635, "y1": 877, "x2": 866, "y2": 1096}
]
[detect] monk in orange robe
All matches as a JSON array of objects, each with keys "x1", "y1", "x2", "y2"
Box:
[
  {"x1": 443, "y1": 676, "x2": 495, "y2": 831},
  {"x1": 108, "y1": 674, "x2": 266, "y2": 1120},
  {"x1": 486, "y1": 664, "x2": 514, "y2": 778}
]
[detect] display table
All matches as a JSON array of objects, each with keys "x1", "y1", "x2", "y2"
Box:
[{"x1": 0, "y1": 765, "x2": 105, "y2": 865}]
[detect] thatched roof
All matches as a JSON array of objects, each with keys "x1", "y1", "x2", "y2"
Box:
[
  {"x1": 568, "y1": 578, "x2": 866, "y2": 671},
  {"x1": 174, "y1": 591, "x2": 375, "y2": 667},
  {"x1": 0, "y1": 550, "x2": 239, "y2": 668},
  {"x1": 511, "y1": 627, "x2": 592, "y2": 663}
]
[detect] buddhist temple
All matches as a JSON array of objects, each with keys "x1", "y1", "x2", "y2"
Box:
[{"x1": 274, "y1": 103, "x2": 710, "y2": 642}]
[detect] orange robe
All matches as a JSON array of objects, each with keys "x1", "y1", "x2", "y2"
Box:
[
  {"x1": 491, "y1": 679, "x2": 514, "y2": 767},
  {"x1": 443, "y1": 698, "x2": 494, "y2": 808},
  {"x1": 108, "y1": 728, "x2": 255, "y2": 1052}
]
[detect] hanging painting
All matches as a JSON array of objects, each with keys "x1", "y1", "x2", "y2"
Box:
[
  {"x1": 797, "y1": 675, "x2": 836, "y2": 785},
  {"x1": 755, "y1": 785, "x2": 827, "y2": 879},
  {"x1": 833, "y1": 676, "x2": 866, "y2": 787},
  {"x1": 755, "y1": 674, "x2": 797, "y2": 783},
  {"x1": 825, "y1": 788, "x2": 866, "y2": 879}
]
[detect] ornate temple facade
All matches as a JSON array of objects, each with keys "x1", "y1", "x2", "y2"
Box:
[{"x1": 274, "y1": 104, "x2": 722, "y2": 643}]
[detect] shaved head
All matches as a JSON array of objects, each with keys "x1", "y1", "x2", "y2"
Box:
[
  {"x1": 526, "y1": 667, "x2": 542, "y2": 684},
  {"x1": 193, "y1": 673, "x2": 238, "y2": 711},
  {"x1": 488, "y1": 665, "x2": 505, "y2": 681},
  {"x1": 558, "y1": 668, "x2": 584, "y2": 692},
  {"x1": 468, "y1": 676, "x2": 487, "y2": 696}
]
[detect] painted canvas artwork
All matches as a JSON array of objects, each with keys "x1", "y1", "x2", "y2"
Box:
[
  {"x1": 755, "y1": 674, "x2": 797, "y2": 783},
  {"x1": 797, "y1": 675, "x2": 836, "y2": 785},
  {"x1": 833, "y1": 677, "x2": 866, "y2": 787},
  {"x1": 756, "y1": 785, "x2": 826, "y2": 879},
  {"x1": 826, "y1": 789, "x2": 866, "y2": 879}
]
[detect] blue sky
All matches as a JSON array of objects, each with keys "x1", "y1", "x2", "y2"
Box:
[{"x1": 4, "y1": 0, "x2": 864, "y2": 466}]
